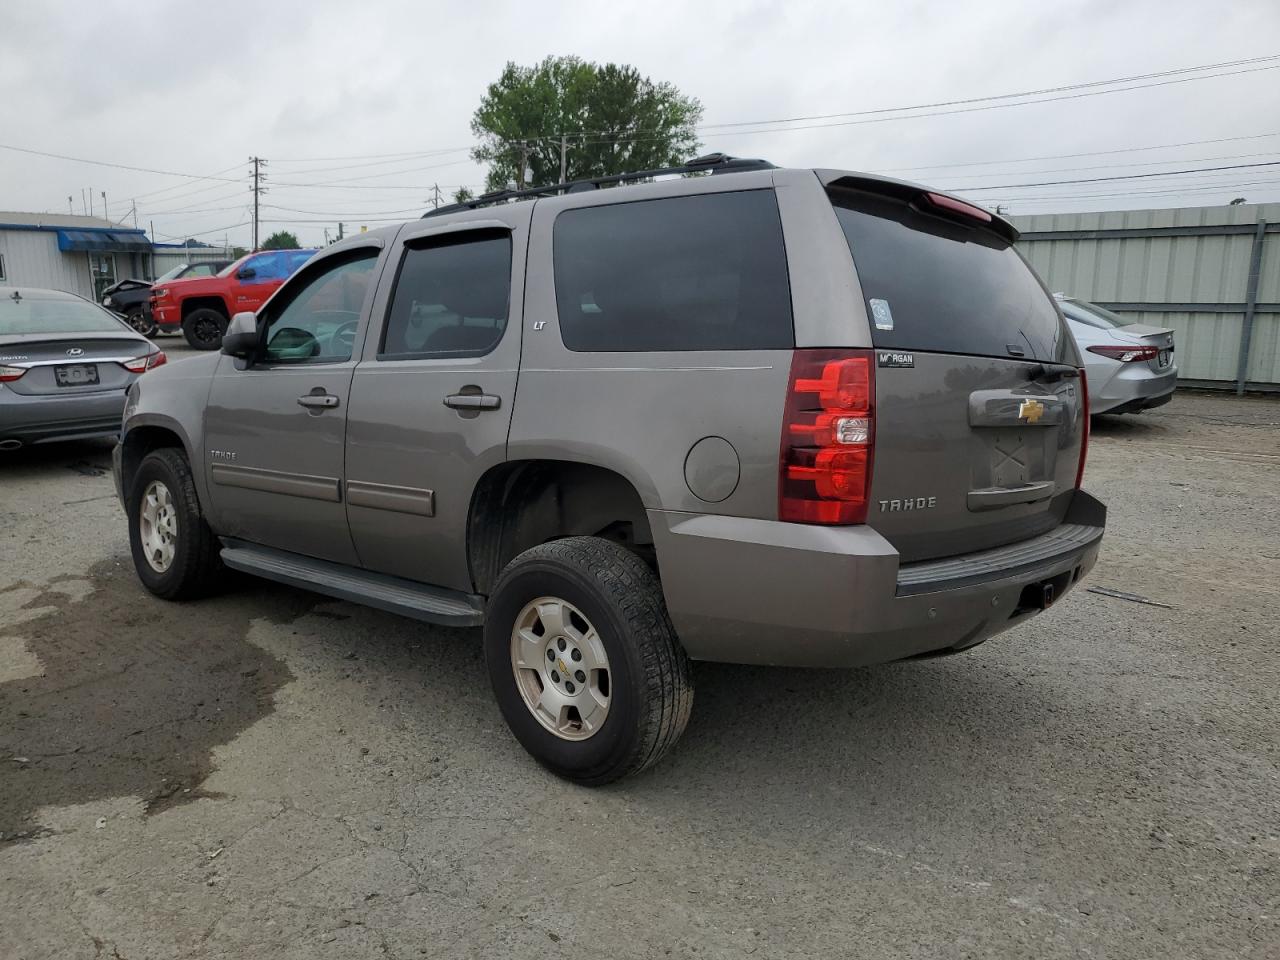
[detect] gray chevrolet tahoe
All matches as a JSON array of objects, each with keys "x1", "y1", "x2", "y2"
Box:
[{"x1": 114, "y1": 154, "x2": 1104, "y2": 783}]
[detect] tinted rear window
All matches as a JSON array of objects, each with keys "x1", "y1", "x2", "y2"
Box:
[
  {"x1": 831, "y1": 190, "x2": 1067, "y2": 363},
  {"x1": 0, "y1": 296, "x2": 126, "y2": 335},
  {"x1": 1060, "y1": 299, "x2": 1136, "y2": 329},
  {"x1": 553, "y1": 190, "x2": 793, "y2": 352}
]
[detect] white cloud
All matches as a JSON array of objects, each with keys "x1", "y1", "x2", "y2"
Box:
[{"x1": 1, "y1": 0, "x2": 1277, "y2": 247}]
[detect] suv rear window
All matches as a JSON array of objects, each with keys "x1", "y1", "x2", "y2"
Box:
[
  {"x1": 553, "y1": 190, "x2": 793, "y2": 352},
  {"x1": 830, "y1": 190, "x2": 1067, "y2": 363}
]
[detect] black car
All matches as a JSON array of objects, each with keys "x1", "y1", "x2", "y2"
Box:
[{"x1": 102, "y1": 261, "x2": 230, "y2": 336}]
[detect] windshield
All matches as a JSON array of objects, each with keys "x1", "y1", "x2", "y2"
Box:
[
  {"x1": 0, "y1": 296, "x2": 129, "y2": 335},
  {"x1": 1060, "y1": 299, "x2": 1137, "y2": 329},
  {"x1": 154, "y1": 264, "x2": 189, "y2": 283}
]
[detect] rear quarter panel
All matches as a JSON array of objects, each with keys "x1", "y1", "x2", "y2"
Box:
[{"x1": 509, "y1": 171, "x2": 803, "y2": 521}]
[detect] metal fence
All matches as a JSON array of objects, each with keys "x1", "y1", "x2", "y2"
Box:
[
  {"x1": 151, "y1": 244, "x2": 236, "y2": 279},
  {"x1": 1010, "y1": 203, "x2": 1279, "y2": 391}
]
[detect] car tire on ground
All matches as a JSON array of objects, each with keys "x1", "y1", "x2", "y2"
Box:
[
  {"x1": 182, "y1": 308, "x2": 228, "y2": 350},
  {"x1": 127, "y1": 448, "x2": 225, "y2": 600},
  {"x1": 126, "y1": 307, "x2": 159, "y2": 338},
  {"x1": 484, "y1": 537, "x2": 693, "y2": 785}
]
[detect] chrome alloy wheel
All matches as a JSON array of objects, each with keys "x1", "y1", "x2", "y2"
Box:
[
  {"x1": 510, "y1": 596, "x2": 611, "y2": 741},
  {"x1": 139, "y1": 480, "x2": 178, "y2": 573}
]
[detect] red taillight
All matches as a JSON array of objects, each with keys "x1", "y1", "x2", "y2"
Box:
[
  {"x1": 0, "y1": 364, "x2": 26, "y2": 383},
  {"x1": 1086, "y1": 344, "x2": 1158, "y2": 363},
  {"x1": 122, "y1": 351, "x2": 167, "y2": 374},
  {"x1": 1075, "y1": 368, "x2": 1089, "y2": 489},
  {"x1": 780, "y1": 349, "x2": 875, "y2": 524},
  {"x1": 923, "y1": 192, "x2": 993, "y2": 223}
]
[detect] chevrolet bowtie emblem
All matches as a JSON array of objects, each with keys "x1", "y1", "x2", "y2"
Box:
[{"x1": 1018, "y1": 399, "x2": 1046, "y2": 424}]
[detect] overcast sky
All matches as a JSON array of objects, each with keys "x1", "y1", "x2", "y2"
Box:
[{"x1": 1, "y1": 0, "x2": 1277, "y2": 250}]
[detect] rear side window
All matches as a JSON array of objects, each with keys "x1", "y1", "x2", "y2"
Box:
[
  {"x1": 831, "y1": 190, "x2": 1067, "y2": 363},
  {"x1": 380, "y1": 232, "x2": 512, "y2": 359},
  {"x1": 553, "y1": 190, "x2": 793, "y2": 352}
]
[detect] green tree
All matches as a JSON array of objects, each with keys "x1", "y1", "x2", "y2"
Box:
[
  {"x1": 470, "y1": 56, "x2": 703, "y2": 192},
  {"x1": 453, "y1": 187, "x2": 475, "y2": 204},
  {"x1": 260, "y1": 230, "x2": 300, "y2": 250}
]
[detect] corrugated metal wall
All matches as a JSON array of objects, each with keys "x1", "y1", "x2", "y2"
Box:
[
  {"x1": 0, "y1": 229, "x2": 93, "y2": 298},
  {"x1": 1010, "y1": 203, "x2": 1279, "y2": 388}
]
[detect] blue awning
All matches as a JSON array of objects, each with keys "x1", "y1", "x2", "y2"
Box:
[{"x1": 56, "y1": 229, "x2": 151, "y2": 253}]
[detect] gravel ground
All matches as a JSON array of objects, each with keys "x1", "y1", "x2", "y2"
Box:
[{"x1": 0, "y1": 388, "x2": 1277, "y2": 959}]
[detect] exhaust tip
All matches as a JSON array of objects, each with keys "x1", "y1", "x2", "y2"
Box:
[{"x1": 0, "y1": 438, "x2": 24, "y2": 451}]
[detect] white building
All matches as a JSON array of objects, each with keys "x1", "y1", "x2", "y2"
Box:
[{"x1": 0, "y1": 212, "x2": 151, "y2": 302}]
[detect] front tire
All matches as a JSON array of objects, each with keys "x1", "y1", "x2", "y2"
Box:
[
  {"x1": 127, "y1": 448, "x2": 224, "y2": 600},
  {"x1": 182, "y1": 308, "x2": 228, "y2": 350},
  {"x1": 484, "y1": 537, "x2": 693, "y2": 785},
  {"x1": 126, "y1": 307, "x2": 158, "y2": 338}
]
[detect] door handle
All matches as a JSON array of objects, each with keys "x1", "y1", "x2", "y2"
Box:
[
  {"x1": 443, "y1": 393, "x2": 501, "y2": 411},
  {"x1": 297, "y1": 393, "x2": 340, "y2": 409}
]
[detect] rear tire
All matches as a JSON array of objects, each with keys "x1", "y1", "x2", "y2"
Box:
[
  {"x1": 182, "y1": 308, "x2": 228, "y2": 350},
  {"x1": 484, "y1": 537, "x2": 693, "y2": 785},
  {"x1": 127, "y1": 448, "x2": 225, "y2": 600},
  {"x1": 126, "y1": 307, "x2": 158, "y2": 338}
]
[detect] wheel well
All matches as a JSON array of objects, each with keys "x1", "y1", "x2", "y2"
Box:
[
  {"x1": 181, "y1": 297, "x2": 229, "y2": 322},
  {"x1": 120, "y1": 426, "x2": 186, "y2": 499},
  {"x1": 468, "y1": 461, "x2": 653, "y2": 595}
]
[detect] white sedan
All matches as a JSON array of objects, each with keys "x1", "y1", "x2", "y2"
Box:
[{"x1": 1057, "y1": 296, "x2": 1177, "y2": 415}]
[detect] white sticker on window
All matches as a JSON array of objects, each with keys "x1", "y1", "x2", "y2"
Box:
[{"x1": 870, "y1": 298, "x2": 894, "y2": 331}]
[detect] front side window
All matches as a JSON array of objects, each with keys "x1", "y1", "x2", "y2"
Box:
[
  {"x1": 552, "y1": 190, "x2": 794, "y2": 352},
  {"x1": 261, "y1": 251, "x2": 378, "y2": 364},
  {"x1": 380, "y1": 232, "x2": 512, "y2": 359}
]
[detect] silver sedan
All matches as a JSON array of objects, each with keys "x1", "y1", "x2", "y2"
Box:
[
  {"x1": 1, "y1": 286, "x2": 166, "y2": 450},
  {"x1": 1057, "y1": 296, "x2": 1177, "y2": 415}
]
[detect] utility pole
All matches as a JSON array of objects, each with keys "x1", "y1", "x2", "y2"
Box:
[
  {"x1": 429, "y1": 183, "x2": 442, "y2": 209},
  {"x1": 336, "y1": 222, "x2": 344, "y2": 242},
  {"x1": 101, "y1": 191, "x2": 108, "y2": 222},
  {"x1": 81, "y1": 188, "x2": 87, "y2": 215},
  {"x1": 560, "y1": 135, "x2": 568, "y2": 186},
  {"x1": 67, "y1": 196, "x2": 73, "y2": 214},
  {"x1": 131, "y1": 200, "x2": 139, "y2": 229},
  {"x1": 250, "y1": 156, "x2": 267, "y2": 250}
]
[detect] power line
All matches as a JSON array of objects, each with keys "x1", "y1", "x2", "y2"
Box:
[
  {"x1": 269, "y1": 157, "x2": 475, "y2": 189},
  {"x1": 272, "y1": 145, "x2": 474, "y2": 163},
  {"x1": 131, "y1": 162, "x2": 251, "y2": 201},
  {"x1": 0, "y1": 143, "x2": 247, "y2": 183},
  {"x1": 697, "y1": 54, "x2": 1280, "y2": 131},
  {"x1": 269, "y1": 147, "x2": 474, "y2": 177},
  {"x1": 943, "y1": 159, "x2": 1280, "y2": 192},
  {"x1": 572, "y1": 62, "x2": 1280, "y2": 149},
  {"x1": 877, "y1": 132, "x2": 1280, "y2": 175}
]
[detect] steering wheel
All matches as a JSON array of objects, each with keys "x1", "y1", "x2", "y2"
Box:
[
  {"x1": 331, "y1": 318, "x2": 359, "y2": 355},
  {"x1": 303, "y1": 310, "x2": 359, "y2": 355}
]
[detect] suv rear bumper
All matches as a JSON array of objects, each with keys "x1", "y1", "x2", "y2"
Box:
[{"x1": 650, "y1": 491, "x2": 1105, "y2": 667}]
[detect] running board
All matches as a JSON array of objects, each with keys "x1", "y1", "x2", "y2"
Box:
[{"x1": 219, "y1": 540, "x2": 485, "y2": 627}]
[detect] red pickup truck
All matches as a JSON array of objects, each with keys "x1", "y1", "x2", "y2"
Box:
[{"x1": 151, "y1": 249, "x2": 317, "y2": 349}]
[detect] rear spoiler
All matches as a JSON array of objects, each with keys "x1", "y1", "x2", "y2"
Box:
[{"x1": 816, "y1": 170, "x2": 1018, "y2": 243}]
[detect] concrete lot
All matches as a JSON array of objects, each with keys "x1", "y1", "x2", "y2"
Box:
[{"x1": 1, "y1": 386, "x2": 1277, "y2": 959}]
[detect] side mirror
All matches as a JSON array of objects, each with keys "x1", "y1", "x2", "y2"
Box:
[
  {"x1": 221, "y1": 312, "x2": 260, "y2": 359},
  {"x1": 237, "y1": 267, "x2": 256, "y2": 280}
]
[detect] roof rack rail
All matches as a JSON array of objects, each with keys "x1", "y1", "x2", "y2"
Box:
[{"x1": 423, "y1": 152, "x2": 775, "y2": 218}]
